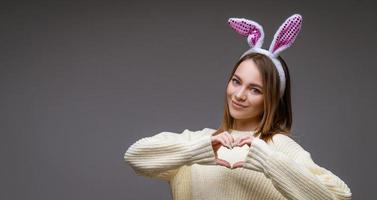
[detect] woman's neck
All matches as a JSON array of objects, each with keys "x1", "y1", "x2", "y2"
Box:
[{"x1": 233, "y1": 118, "x2": 260, "y2": 131}]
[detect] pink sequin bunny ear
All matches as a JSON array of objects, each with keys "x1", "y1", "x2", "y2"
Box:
[
  {"x1": 228, "y1": 18, "x2": 264, "y2": 48},
  {"x1": 269, "y1": 14, "x2": 303, "y2": 56}
]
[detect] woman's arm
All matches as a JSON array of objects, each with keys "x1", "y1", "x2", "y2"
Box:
[
  {"x1": 124, "y1": 128, "x2": 216, "y2": 181},
  {"x1": 243, "y1": 134, "x2": 352, "y2": 200}
]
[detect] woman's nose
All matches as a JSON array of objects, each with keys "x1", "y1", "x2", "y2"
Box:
[{"x1": 235, "y1": 88, "x2": 247, "y2": 101}]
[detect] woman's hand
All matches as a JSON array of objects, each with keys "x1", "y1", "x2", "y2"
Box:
[
  {"x1": 234, "y1": 134, "x2": 255, "y2": 147},
  {"x1": 231, "y1": 134, "x2": 256, "y2": 168},
  {"x1": 211, "y1": 131, "x2": 234, "y2": 168}
]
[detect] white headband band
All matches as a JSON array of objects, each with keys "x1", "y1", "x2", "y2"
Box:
[{"x1": 228, "y1": 14, "x2": 303, "y2": 98}]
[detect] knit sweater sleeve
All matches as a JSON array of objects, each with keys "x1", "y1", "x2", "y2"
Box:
[
  {"x1": 124, "y1": 128, "x2": 216, "y2": 181},
  {"x1": 244, "y1": 134, "x2": 352, "y2": 200}
]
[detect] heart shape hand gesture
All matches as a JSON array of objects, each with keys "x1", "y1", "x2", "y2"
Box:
[{"x1": 211, "y1": 131, "x2": 255, "y2": 169}]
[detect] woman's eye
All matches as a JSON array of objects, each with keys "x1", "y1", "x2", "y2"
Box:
[
  {"x1": 231, "y1": 78, "x2": 240, "y2": 85},
  {"x1": 251, "y1": 88, "x2": 261, "y2": 94}
]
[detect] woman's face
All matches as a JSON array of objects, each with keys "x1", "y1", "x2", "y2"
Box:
[{"x1": 227, "y1": 59, "x2": 264, "y2": 122}]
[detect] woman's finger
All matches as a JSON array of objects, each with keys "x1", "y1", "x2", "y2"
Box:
[
  {"x1": 220, "y1": 134, "x2": 232, "y2": 149},
  {"x1": 224, "y1": 132, "x2": 234, "y2": 147},
  {"x1": 238, "y1": 137, "x2": 252, "y2": 146},
  {"x1": 212, "y1": 135, "x2": 224, "y2": 147},
  {"x1": 236, "y1": 136, "x2": 255, "y2": 147},
  {"x1": 215, "y1": 158, "x2": 231, "y2": 168},
  {"x1": 233, "y1": 137, "x2": 241, "y2": 147},
  {"x1": 232, "y1": 161, "x2": 245, "y2": 169}
]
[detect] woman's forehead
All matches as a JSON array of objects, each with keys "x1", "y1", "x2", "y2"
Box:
[{"x1": 234, "y1": 60, "x2": 263, "y2": 86}]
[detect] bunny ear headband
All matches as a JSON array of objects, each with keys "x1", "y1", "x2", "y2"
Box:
[{"x1": 228, "y1": 14, "x2": 303, "y2": 98}]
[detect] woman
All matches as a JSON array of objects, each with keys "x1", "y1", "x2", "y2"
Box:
[{"x1": 124, "y1": 14, "x2": 352, "y2": 200}]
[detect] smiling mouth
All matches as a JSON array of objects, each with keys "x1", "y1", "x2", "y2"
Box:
[{"x1": 232, "y1": 100, "x2": 247, "y2": 108}]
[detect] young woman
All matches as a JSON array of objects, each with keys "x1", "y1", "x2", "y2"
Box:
[{"x1": 124, "y1": 14, "x2": 352, "y2": 200}]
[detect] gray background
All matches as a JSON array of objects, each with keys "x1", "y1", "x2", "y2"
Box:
[{"x1": 1, "y1": 0, "x2": 376, "y2": 199}]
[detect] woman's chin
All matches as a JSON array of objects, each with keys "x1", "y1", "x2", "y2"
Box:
[{"x1": 229, "y1": 110, "x2": 247, "y2": 119}]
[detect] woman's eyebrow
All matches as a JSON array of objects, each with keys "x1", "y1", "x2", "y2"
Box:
[{"x1": 233, "y1": 74, "x2": 263, "y2": 89}]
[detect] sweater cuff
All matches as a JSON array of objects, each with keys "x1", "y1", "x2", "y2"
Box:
[
  {"x1": 244, "y1": 138, "x2": 275, "y2": 177},
  {"x1": 189, "y1": 135, "x2": 216, "y2": 165}
]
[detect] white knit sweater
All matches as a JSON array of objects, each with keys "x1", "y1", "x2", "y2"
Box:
[{"x1": 124, "y1": 128, "x2": 352, "y2": 200}]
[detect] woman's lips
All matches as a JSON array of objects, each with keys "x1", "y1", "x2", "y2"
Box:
[{"x1": 232, "y1": 100, "x2": 247, "y2": 109}]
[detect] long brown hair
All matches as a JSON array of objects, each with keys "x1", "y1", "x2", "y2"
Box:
[{"x1": 212, "y1": 53, "x2": 292, "y2": 142}]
